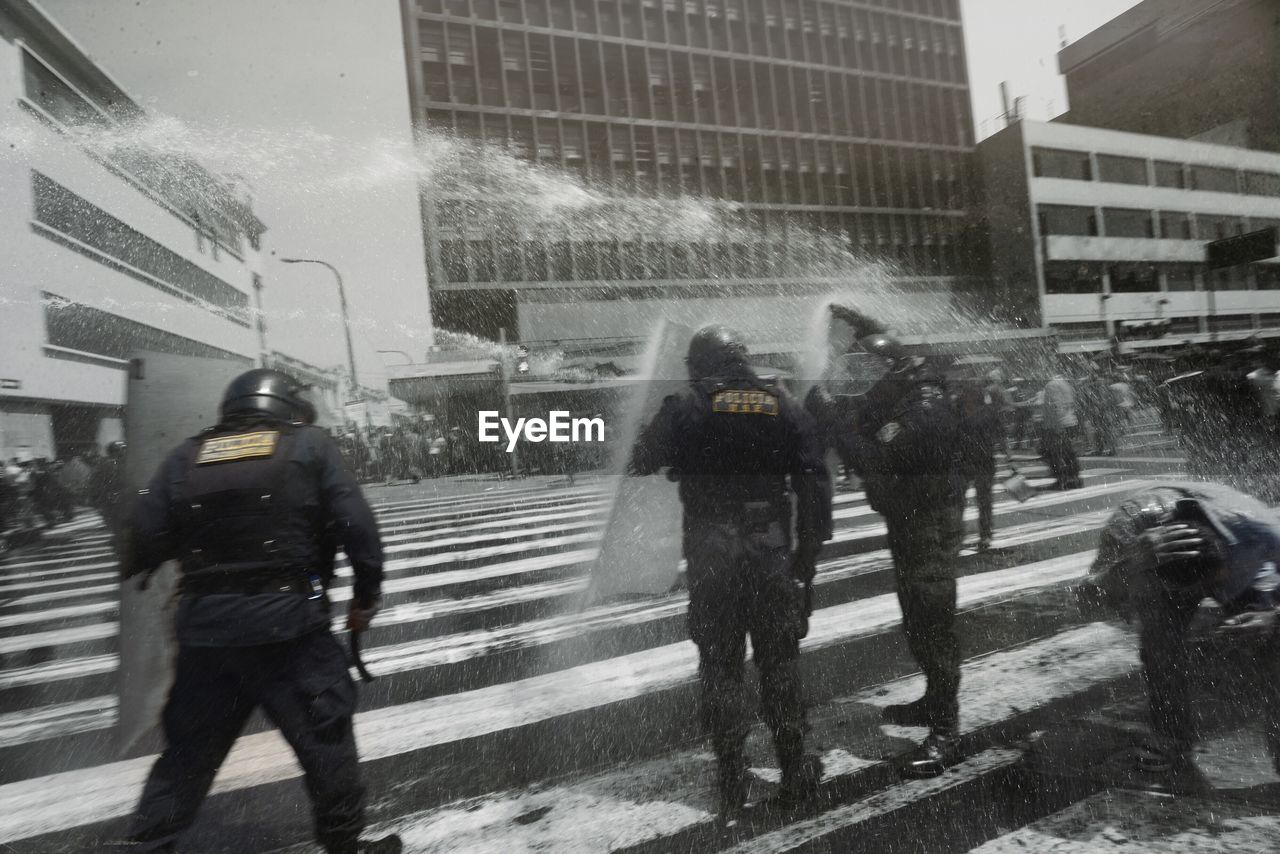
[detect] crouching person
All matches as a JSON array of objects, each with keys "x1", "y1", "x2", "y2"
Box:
[{"x1": 1080, "y1": 482, "x2": 1280, "y2": 778}]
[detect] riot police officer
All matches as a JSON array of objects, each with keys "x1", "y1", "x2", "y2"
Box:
[
  {"x1": 123, "y1": 369, "x2": 399, "y2": 854},
  {"x1": 832, "y1": 328, "x2": 965, "y2": 778},
  {"x1": 630, "y1": 326, "x2": 833, "y2": 821}
]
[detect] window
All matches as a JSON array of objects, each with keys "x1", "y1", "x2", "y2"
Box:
[
  {"x1": 1210, "y1": 266, "x2": 1249, "y2": 291},
  {"x1": 1097, "y1": 154, "x2": 1148, "y2": 186},
  {"x1": 22, "y1": 51, "x2": 109, "y2": 129},
  {"x1": 1190, "y1": 165, "x2": 1238, "y2": 193},
  {"x1": 1103, "y1": 208, "x2": 1153, "y2": 238},
  {"x1": 1031, "y1": 147, "x2": 1091, "y2": 181},
  {"x1": 1043, "y1": 262, "x2": 1102, "y2": 294},
  {"x1": 1244, "y1": 171, "x2": 1280, "y2": 198},
  {"x1": 1158, "y1": 211, "x2": 1192, "y2": 240},
  {"x1": 1038, "y1": 204, "x2": 1098, "y2": 237},
  {"x1": 1050, "y1": 322, "x2": 1107, "y2": 340},
  {"x1": 44, "y1": 295, "x2": 252, "y2": 365},
  {"x1": 1165, "y1": 263, "x2": 1197, "y2": 291},
  {"x1": 1256, "y1": 266, "x2": 1280, "y2": 290},
  {"x1": 1197, "y1": 214, "x2": 1244, "y2": 241},
  {"x1": 32, "y1": 172, "x2": 250, "y2": 322},
  {"x1": 1153, "y1": 161, "x2": 1185, "y2": 189},
  {"x1": 1109, "y1": 263, "x2": 1158, "y2": 293}
]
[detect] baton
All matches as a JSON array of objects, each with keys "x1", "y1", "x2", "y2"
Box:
[{"x1": 349, "y1": 630, "x2": 375, "y2": 683}]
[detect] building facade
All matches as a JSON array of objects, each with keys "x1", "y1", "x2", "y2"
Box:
[
  {"x1": 979, "y1": 119, "x2": 1280, "y2": 351},
  {"x1": 0, "y1": 1, "x2": 267, "y2": 460},
  {"x1": 1057, "y1": 0, "x2": 1280, "y2": 153},
  {"x1": 400, "y1": 0, "x2": 978, "y2": 350}
]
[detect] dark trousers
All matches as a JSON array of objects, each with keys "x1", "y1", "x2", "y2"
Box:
[
  {"x1": 686, "y1": 524, "x2": 805, "y2": 765},
  {"x1": 129, "y1": 630, "x2": 364, "y2": 851},
  {"x1": 885, "y1": 502, "x2": 961, "y2": 729},
  {"x1": 1043, "y1": 428, "x2": 1081, "y2": 487},
  {"x1": 958, "y1": 458, "x2": 995, "y2": 543},
  {"x1": 1138, "y1": 586, "x2": 1280, "y2": 750}
]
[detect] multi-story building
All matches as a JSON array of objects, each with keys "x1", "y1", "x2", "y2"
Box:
[
  {"x1": 0, "y1": 0, "x2": 267, "y2": 460},
  {"x1": 1057, "y1": 0, "x2": 1280, "y2": 153},
  {"x1": 979, "y1": 119, "x2": 1280, "y2": 351},
  {"x1": 400, "y1": 0, "x2": 978, "y2": 351}
]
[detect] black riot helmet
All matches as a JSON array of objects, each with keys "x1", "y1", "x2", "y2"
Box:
[
  {"x1": 687, "y1": 325, "x2": 750, "y2": 380},
  {"x1": 220, "y1": 368, "x2": 315, "y2": 424}
]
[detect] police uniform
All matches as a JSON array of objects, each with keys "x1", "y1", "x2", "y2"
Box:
[
  {"x1": 630, "y1": 329, "x2": 832, "y2": 817},
  {"x1": 125, "y1": 377, "x2": 385, "y2": 854},
  {"x1": 837, "y1": 357, "x2": 964, "y2": 775}
]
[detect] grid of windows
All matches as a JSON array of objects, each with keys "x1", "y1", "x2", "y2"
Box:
[
  {"x1": 1037, "y1": 203, "x2": 1279, "y2": 244},
  {"x1": 1031, "y1": 141, "x2": 1280, "y2": 198},
  {"x1": 406, "y1": 0, "x2": 975, "y2": 312}
]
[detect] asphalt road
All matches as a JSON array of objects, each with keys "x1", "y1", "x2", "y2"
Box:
[{"x1": 2, "y1": 426, "x2": 1276, "y2": 853}]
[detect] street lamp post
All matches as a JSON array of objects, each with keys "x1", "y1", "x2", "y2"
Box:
[{"x1": 280, "y1": 257, "x2": 364, "y2": 423}]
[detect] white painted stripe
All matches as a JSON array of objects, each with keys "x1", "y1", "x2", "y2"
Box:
[
  {"x1": 969, "y1": 789, "x2": 1280, "y2": 853},
  {"x1": 0, "y1": 547, "x2": 599, "y2": 655},
  {"x1": 375, "y1": 493, "x2": 609, "y2": 531},
  {"x1": 377, "y1": 503, "x2": 609, "y2": 546},
  {"x1": 271, "y1": 623, "x2": 1137, "y2": 854},
  {"x1": 0, "y1": 572, "x2": 118, "y2": 598},
  {"x1": 0, "y1": 600, "x2": 115, "y2": 630},
  {"x1": 0, "y1": 506, "x2": 1114, "y2": 721},
  {"x1": 380, "y1": 519, "x2": 603, "y2": 557},
  {"x1": 832, "y1": 476, "x2": 1141, "y2": 523},
  {"x1": 0, "y1": 549, "x2": 1098, "y2": 842},
  {"x1": 0, "y1": 622, "x2": 115, "y2": 656},
  {"x1": 0, "y1": 560, "x2": 119, "y2": 586},
  {"x1": 367, "y1": 483, "x2": 604, "y2": 514},
  {"x1": 0, "y1": 653, "x2": 117, "y2": 692},
  {"x1": 0, "y1": 476, "x2": 1137, "y2": 655},
  {"x1": 0, "y1": 697, "x2": 115, "y2": 750}
]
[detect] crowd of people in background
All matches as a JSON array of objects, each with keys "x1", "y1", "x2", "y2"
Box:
[
  {"x1": 330, "y1": 418, "x2": 610, "y2": 485},
  {"x1": 0, "y1": 441, "x2": 125, "y2": 551}
]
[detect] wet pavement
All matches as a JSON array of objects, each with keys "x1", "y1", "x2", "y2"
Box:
[{"x1": 3, "y1": 428, "x2": 1276, "y2": 852}]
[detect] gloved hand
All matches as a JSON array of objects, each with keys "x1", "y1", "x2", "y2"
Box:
[
  {"x1": 346, "y1": 596, "x2": 381, "y2": 633},
  {"x1": 1139, "y1": 523, "x2": 1208, "y2": 569},
  {"x1": 828, "y1": 304, "x2": 887, "y2": 339}
]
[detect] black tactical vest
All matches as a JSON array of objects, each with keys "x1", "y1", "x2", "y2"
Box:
[
  {"x1": 172, "y1": 420, "x2": 316, "y2": 591},
  {"x1": 674, "y1": 374, "x2": 794, "y2": 536}
]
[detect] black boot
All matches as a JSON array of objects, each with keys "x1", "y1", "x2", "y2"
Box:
[
  {"x1": 779, "y1": 753, "x2": 823, "y2": 806},
  {"x1": 776, "y1": 729, "x2": 822, "y2": 806},
  {"x1": 899, "y1": 730, "x2": 961, "y2": 779},
  {"x1": 881, "y1": 697, "x2": 942, "y2": 727},
  {"x1": 717, "y1": 753, "x2": 748, "y2": 823}
]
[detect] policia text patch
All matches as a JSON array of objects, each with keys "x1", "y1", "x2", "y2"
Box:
[
  {"x1": 711, "y1": 390, "x2": 778, "y2": 415},
  {"x1": 195, "y1": 430, "x2": 280, "y2": 465}
]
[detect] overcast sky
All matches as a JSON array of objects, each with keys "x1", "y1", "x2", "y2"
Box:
[
  {"x1": 38, "y1": 0, "x2": 1143, "y2": 382},
  {"x1": 963, "y1": 0, "x2": 1144, "y2": 139}
]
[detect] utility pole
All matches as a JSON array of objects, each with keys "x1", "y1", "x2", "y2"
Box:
[{"x1": 280, "y1": 257, "x2": 368, "y2": 427}]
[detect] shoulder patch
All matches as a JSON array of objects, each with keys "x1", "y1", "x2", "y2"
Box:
[
  {"x1": 195, "y1": 430, "x2": 280, "y2": 465},
  {"x1": 711, "y1": 389, "x2": 778, "y2": 416}
]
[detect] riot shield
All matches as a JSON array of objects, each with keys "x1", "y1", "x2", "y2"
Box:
[
  {"x1": 117, "y1": 350, "x2": 246, "y2": 756},
  {"x1": 589, "y1": 321, "x2": 694, "y2": 601}
]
